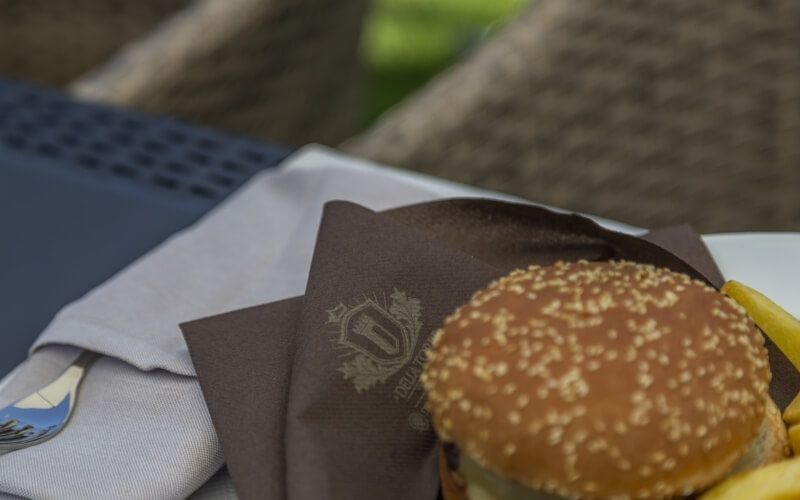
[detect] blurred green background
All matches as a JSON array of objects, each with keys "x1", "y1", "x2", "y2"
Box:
[{"x1": 359, "y1": 0, "x2": 529, "y2": 128}]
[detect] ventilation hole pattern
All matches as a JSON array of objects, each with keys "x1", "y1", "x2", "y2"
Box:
[{"x1": 0, "y1": 78, "x2": 291, "y2": 203}]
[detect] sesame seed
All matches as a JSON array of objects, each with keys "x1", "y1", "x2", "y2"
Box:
[
  {"x1": 446, "y1": 388, "x2": 463, "y2": 399},
  {"x1": 587, "y1": 360, "x2": 602, "y2": 371},
  {"x1": 547, "y1": 427, "x2": 563, "y2": 445},
  {"x1": 472, "y1": 366, "x2": 492, "y2": 382},
  {"x1": 529, "y1": 420, "x2": 545, "y2": 434},
  {"x1": 587, "y1": 437, "x2": 608, "y2": 452}
]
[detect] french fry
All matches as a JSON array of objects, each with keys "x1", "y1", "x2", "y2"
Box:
[
  {"x1": 721, "y1": 280, "x2": 800, "y2": 372},
  {"x1": 790, "y1": 425, "x2": 800, "y2": 457},
  {"x1": 699, "y1": 456, "x2": 800, "y2": 499},
  {"x1": 785, "y1": 392, "x2": 800, "y2": 425}
]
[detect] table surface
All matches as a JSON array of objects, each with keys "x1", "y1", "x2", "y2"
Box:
[{"x1": 0, "y1": 77, "x2": 291, "y2": 373}]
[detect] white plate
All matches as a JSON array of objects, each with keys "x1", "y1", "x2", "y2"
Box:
[{"x1": 704, "y1": 233, "x2": 800, "y2": 318}]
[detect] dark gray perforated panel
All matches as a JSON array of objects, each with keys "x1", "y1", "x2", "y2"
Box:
[
  {"x1": 0, "y1": 78, "x2": 290, "y2": 207},
  {"x1": 0, "y1": 77, "x2": 291, "y2": 373}
]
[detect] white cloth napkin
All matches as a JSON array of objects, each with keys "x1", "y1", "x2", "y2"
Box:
[{"x1": 0, "y1": 146, "x2": 639, "y2": 499}]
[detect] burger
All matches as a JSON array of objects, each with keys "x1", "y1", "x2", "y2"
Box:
[{"x1": 420, "y1": 260, "x2": 788, "y2": 500}]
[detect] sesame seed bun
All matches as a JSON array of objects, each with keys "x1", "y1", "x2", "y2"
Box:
[
  {"x1": 421, "y1": 261, "x2": 772, "y2": 500},
  {"x1": 728, "y1": 396, "x2": 789, "y2": 476}
]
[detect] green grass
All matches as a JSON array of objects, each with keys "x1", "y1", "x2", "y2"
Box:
[{"x1": 359, "y1": 0, "x2": 530, "y2": 128}]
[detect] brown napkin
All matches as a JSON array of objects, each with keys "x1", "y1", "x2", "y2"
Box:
[{"x1": 182, "y1": 199, "x2": 798, "y2": 500}]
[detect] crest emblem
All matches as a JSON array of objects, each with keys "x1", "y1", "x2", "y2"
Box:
[{"x1": 328, "y1": 288, "x2": 422, "y2": 393}]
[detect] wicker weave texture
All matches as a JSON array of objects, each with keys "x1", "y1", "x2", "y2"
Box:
[
  {"x1": 71, "y1": 0, "x2": 368, "y2": 147},
  {"x1": 0, "y1": 0, "x2": 193, "y2": 86},
  {"x1": 343, "y1": 0, "x2": 800, "y2": 233}
]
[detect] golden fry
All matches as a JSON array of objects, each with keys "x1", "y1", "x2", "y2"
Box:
[
  {"x1": 699, "y1": 456, "x2": 800, "y2": 499},
  {"x1": 721, "y1": 280, "x2": 800, "y2": 372},
  {"x1": 790, "y1": 425, "x2": 800, "y2": 457},
  {"x1": 785, "y1": 392, "x2": 800, "y2": 425}
]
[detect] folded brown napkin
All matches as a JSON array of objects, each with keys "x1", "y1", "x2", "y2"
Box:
[{"x1": 181, "y1": 199, "x2": 798, "y2": 500}]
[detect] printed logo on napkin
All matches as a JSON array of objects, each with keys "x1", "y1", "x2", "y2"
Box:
[{"x1": 328, "y1": 288, "x2": 432, "y2": 431}]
